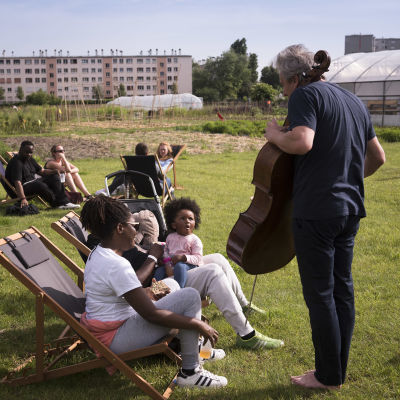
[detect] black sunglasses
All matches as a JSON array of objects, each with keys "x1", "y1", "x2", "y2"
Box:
[{"x1": 55, "y1": 149, "x2": 65, "y2": 153}]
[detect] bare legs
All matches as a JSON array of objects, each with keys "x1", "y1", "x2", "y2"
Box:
[
  {"x1": 65, "y1": 172, "x2": 91, "y2": 196},
  {"x1": 291, "y1": 370, "x2": 341, "y2": 390}
]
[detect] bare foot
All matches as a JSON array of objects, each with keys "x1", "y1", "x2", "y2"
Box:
[
  {"x1": 290, "y1": 371, "x2": 341, "y2": 390},
  {"x1": 291, "y1": 369, "x2": 315, "y2": 379}
]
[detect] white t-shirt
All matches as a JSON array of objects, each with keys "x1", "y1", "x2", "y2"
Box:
[{"x1": 84, "y1": 245, "x2": 142, "y2": 321}]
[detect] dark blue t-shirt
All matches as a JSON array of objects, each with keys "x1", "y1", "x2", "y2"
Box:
[{"x1": 288, "y1": 81, "x2": 375, "y2": 219}]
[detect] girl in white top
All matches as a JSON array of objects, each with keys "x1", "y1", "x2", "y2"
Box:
[{"x1": 81, "y1": 196, "x2": 227, "y2": 389}]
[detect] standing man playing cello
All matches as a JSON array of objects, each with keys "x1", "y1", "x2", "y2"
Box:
[{"x1": 265, "y1": 44, "x2": 385, "y2": 390}]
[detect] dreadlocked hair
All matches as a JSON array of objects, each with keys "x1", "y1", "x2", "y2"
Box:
[
  {"x1": 81, "y1": 196, "x2": 131, "y2": 240},
  {"x1": 164, "y1": 197, "x2": 201, "y2": 231}
]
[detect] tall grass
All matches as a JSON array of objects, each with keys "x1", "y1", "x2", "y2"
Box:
[{"x1": 0, "y1": 145, "x2": 399, "y2": 399}]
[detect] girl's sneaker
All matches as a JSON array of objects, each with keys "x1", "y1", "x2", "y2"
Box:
[
  {"x1": 236, "y1": 330, "x2": 284, "y2": 350},
  {"x1": 176, "y1": 365, "x2": 228, "y2": 388}
]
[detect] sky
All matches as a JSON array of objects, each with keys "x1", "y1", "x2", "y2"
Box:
[{"x1": 1, "y1": 0, "x2": 399, "y2": 72}]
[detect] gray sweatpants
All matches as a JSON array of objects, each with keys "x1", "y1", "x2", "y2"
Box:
[
  {"x1": 185, "y1": 254, "x2": 253, "y2": 337},
  {"x1": 110, "y1": 280, "x2": 201, "y2": 370}
]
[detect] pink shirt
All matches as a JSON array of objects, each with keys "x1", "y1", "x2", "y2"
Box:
[{"x1": 164, "y1": 232, "x2": 203, "y2": 266}]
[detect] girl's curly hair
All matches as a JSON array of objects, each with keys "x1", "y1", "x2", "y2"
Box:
[{"x1": 164, "y1": 197, "x2": 201, "y2": 231}]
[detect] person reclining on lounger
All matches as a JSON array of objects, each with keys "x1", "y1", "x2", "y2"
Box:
[
  {"x1": 80, "y1": 196, "x2": 227, "y2": 389},
  {"x1": 5, "y1": 141, "x2": 79, "y2": 210}
]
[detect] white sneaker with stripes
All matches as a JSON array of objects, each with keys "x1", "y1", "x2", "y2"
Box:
[{"x1": 176, "y1": 365, "x2": 228, "y2": 388}]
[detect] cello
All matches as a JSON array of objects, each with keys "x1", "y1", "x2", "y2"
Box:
[{"x1": 226, "y1": 50, "x2": 331, "y2": 275}]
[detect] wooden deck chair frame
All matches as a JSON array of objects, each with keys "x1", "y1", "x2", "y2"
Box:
[
  {"x1": 0, "y1": 155, "x2": 48, "y2": 207},
  {"x1": 167, "y1": 144, "x2": 186, "y2": 190},
  {"x1": 0, "y1": 227, "x2": 181, "y2": 399}
]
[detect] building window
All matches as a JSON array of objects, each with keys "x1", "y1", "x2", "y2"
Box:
[
  {"x1": 127, "y1": 76, "x2": 133, "y2": 81},
  {"x1": 92, "y1": 77, "x2": 96, "y2": 82},
  {"x1": 71, "y1": 68, "x2": 77, "y2": 73},
  {"x1": 6, "y1": 69, "x2": 11, "y2": 74},
  {"x1": 49, "y1": 64, "x2": 54, "y2": 68},
  {"x1": 146, "y1": 67, "x2": 151, "y2": 72},
  {"x1": 160, "y1": 62, "x2": 164, "y2": 67},
  {"x1": 82, "y1": 59, "x2": 88, "y2": 64},
  {"x1": 82, "y1": 77, "x2": 89, "y2": 82},
  {"x1": 174, "y1": 58, "x2": 178, "y2": 63},
  {"x1": 34, "y1": 59, "x2": 40, "y2": 64},
  {"x1": 120, "y1": 77, "x2": 124, "y2": 81},
  {"x1": 152, "y1": 67, "x2": 157, "y2": 72},
  {"x1": 25, "y1": 69, "x2": 32, "y2": 74},
  {"x1": 137, "y1": 85, "x2": 144, "y2": 90},
  {"x1": 57, "y1": 59, "x2": 62, "y2": 64},
  {"x1": 41, "y1": 68, "x2": 46, "y2": 73},
  {"x1": 137, "y1": 67, "x2": 143, "y2": 72},
  {"x1": 41, "y1": 59, "x2": 46, "y2": 64},
  {"x1": 49, "y1": 73, "x2": 54, "y2": 78},
  {"x1": 168, "y1": 76, "x2": 172, "y2": 81},
  {"x1": 119, "y1": 68, "x2": 124, "y2": 72},
  {"x1": 174, "y1": 67, "x2": 178, "y2": 72},
  {"x1": 160, "y1": 71, "x2": 164, "y2": 76},
  {"x1": 58, "y1": 78, "x2": 62, "y2": 82},
  {"x1": 91, "y1": 68, "x2": 96, "y2": 73},
  {"x1": 97, "y1": 68, "x2": 102, "y2": 73},
  {"x1": 63, "y1": 59, "x2": 68, "y2": 64},
  {"x1": 146, "y1": 85, "x2": 151, "y2": 90},
  {"x1": 41, "y1": 77, "x2": 46, "y2": 82},
  {"x1": 106, "y1": 81, "x2": 110, "y2": 86},
  {"x1": 106, "y1": 72, "x2": 110, "y2": 77},
  {"x1": 98, "y1": 77, "x2": 102, "y2": 82},
  {"x1": 137, "y1": 76, "x2": 144, "y2": 81},
  {"x1": 113, "y1": 58, "x2": 117, "y2": 63},
  {"x1": 64, "y1": 68, "x2": 68, "y2": 73},
  {"x1": 84, "y1": 87, "x2": 89, "y2": 91},
  {"x1": 106, "y1": 90, "x2": 111, "y2": 95},
  {"x1": 146, "y1": 76, "x2": 151, "y2": 81},
  {"x1": 6, "y1": 60, "x2": 10, "y2": 64},
  {"x1": 174, "y1": 76, "x2": 178, "y2": 81},
  {"x1": 160, "y1": 81, "x2": 164, "y2": 86},
  {"x1": 50, "y1": 82, "x2": 54, "y2": 87},
  {"x1": 71, "y1": 77, "x2": 78, "y2": 82},
  {"x1": 14, "y1": 69, "x2": 20, "y2": 74},
  {"x1": 127, "y1": 85, "x2": 133, "y2": 90},
  {"x1": 105, "y1": 63, "x2": 110, "y2": 68},
  {"x1": 167, "y1": 67, "x2": 171, "y2": 72},
  {"x1": 91, "y1": 59, "x2": 96, "y2": 64},
  {"x1": 35, "y1": 77, "x2": 41, "y2": 83},
  {"x1": 0, "y1": 69, "x2": 3, "y2": 74},
  {"x1": 82, "y1": 68, "x2": 89, "y2": 73},
  {"x1": 126, "y1": 59, "x2": 133, "y2": 64},
  {"x1": 64, "y1": 77, "x2": 68, "y2": 82},
  {"x1": 25, "y1": 78, "x2": 33, "y2": 83},
  {"x1": 71, "y1": 59, "x2": 77, "y2": 64},
  {"x1": 97, "y1": 59, "x2": 102, "y2": 63},
  {"x1": 25, "y1": 59, "x2": 32, "y2": 64},
  {"x1": 13, "y1": 59, "x2": 20, "y2": 64},
  {"x1": 137, "y1": 59, "x2": 143, "y2": 64},
  {"x1": 64, "y1": 87, "x2": 69, "y2": 91},
  {"x1": 119, "y1": 58, "x2": 123, "y2": 64},
  {"x1": 7, "y1": 88, "x2": 12, "y2": 92},
  {"x1": 14, "y1": 78, "x2": 21, "y2": 83},
  {"x1": 127, "y1": 67, "x2": 133, "y2": 72},
  {"x1": 146, "y1": 58, "x2": 150, "y2": 64},
  {"x1": 57, "y1": 68, "x2": 62, "y2": 73},
  {"x1": 160, "y1": 89, "x2": 164, "y2": 94},
  {"x1": 167, "y1": 58, "x2": 171, "y2": 63}
]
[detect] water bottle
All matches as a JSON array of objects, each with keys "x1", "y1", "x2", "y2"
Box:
[{"x1": 60, "y1": 173, "x2": 65, "y2": 183}]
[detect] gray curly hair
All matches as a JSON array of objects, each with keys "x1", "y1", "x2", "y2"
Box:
[{"x1": 275, "y1": 44, "x2": 314, "y2": 82}]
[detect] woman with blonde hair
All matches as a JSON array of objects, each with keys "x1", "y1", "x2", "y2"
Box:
[{"x1": 156, "y1": 142, "x2": 174, "y2": 191}]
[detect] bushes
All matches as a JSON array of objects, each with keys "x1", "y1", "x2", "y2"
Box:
[{"x1": 375, "y1": 126, "x2": 400, "y2": 142}]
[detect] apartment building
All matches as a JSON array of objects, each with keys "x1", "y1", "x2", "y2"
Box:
[
  {"x1": 345, "y1": 34, "x2": 400, "y2": 55},
  {"x1": 0, "y1": 51, "x2": 192, "y2": 103}
]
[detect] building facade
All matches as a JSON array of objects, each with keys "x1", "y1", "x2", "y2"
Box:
[
  {"x1": 0, "y1": 52, "x2": 192, "y2": 103},
  {"x1": 345, "y1": 34, "x2": 400, "y2": 55}
]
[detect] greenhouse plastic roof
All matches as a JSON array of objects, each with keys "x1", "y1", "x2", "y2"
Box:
[
  {"x1": 325, "y1": 50, "x2": 400, "y2": 83},
  {"x1": 107, "y1": 93, "x2": 203, "y2": 110}
]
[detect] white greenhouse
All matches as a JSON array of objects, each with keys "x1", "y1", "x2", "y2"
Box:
[
  {"x1": 325, "y1": 50, "x2": 400, "y2": 126},
  {"x1": 107, "y1": 93, "x2": 203, "y2": 111}
]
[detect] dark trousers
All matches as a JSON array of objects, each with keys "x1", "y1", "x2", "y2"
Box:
[
  {"x1": 292, "y1": 215, "x2": 360, "y2": 386},
  {"x1": 23, "y1": 175, "x2": 69, "y2": 207}
]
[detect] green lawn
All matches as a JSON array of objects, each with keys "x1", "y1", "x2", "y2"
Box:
[{"x1": 0, "y1": 144, "x2": 399, "y2": 400}]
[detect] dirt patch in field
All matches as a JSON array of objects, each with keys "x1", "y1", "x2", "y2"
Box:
[{"x1": 3, "y1": 127, "x2": 265, "y2": 160}]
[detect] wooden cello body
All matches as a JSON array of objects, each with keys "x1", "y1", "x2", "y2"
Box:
[{"x1": 227, "y1": 50, "x2": 330, "y2": 275}]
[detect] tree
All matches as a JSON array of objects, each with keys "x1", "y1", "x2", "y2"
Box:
[
  {"x1": 26, "y1": 89, "x2": 49, "y2": 105},
  {"x1": 230, "y1": 38, "x2": 247, "y2": 55},
  {"x1": 16, "y1": 86, "x2": 24, "y2": 101},
  {"x1": 260, "y1": 65, "x2": 280, "y2": 89},
  {"x1": 171, "y1": 82, "x2": 178, "y2": 95},
  {"x1": 117, "y1": 83, "x2": 126, "y2": 97},
  {"x1": 250, "y1": 82, "x2": 278, "y2": 102},
  {"x1": 0, "y1": 87, "x2": 4, "y2": 101},
  {"x1": 248, "y1": 53, "x2": 258, "y2": 84},
  {"x1": 92, "y1": 85, "x2": 104, "y2": 101}
]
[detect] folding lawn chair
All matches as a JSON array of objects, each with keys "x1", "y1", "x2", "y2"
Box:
[
  {"x1": 0, "y1": 227, "x2": 181, "y2": 399},
  {"x1": 0, "y1": 155, "x2": 47, "y2": 207},
  {"x1": 169, "y1": 144, "x2": 186, "y2": 190},
  {"x1": 120, "y1": 155, "x2": 174, "y2": 207}
]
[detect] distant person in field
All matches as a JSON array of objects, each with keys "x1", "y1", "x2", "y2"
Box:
[
  {"x1": 156, "y1": 142, "x2": 173, "y2": 190},
  {"x1": 45, "y1": 144, "x2": 92, "y2": 200}
]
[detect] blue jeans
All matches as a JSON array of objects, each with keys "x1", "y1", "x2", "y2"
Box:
[
  {"x1": 292, "y1": 215, "x2": 360, "y2": 386},
  {"x1": 154, "y1": 262, "x2": 197, "y2": 288}
]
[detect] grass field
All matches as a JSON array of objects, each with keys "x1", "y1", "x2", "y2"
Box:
[{"x1": 0, "y1": 141, "x2": 399, "y2": 400}]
